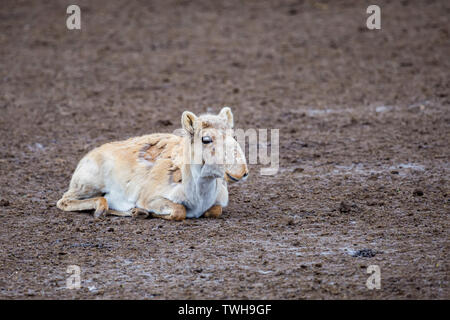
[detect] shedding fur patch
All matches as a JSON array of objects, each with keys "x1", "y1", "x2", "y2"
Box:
[
  {"x1": 170, "y1": 167, "x2": 182, "y2": 183},
  {"x1": 138, "y1": 137, "x2": 178, "y2": 168},
  {"x1": 138, "y1": 143, "x2": 160, "y2": 166}
]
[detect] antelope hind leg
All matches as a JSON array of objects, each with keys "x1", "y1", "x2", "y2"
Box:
[{"x1": 57, "y1": 194, "x2": 108, "y2": 218}]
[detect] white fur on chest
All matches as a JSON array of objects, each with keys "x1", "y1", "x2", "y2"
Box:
[{"x1": 183, "y1": 176, "x2": 219, "y2": 218}]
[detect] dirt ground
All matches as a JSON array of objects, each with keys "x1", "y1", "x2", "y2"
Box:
[{"x1": 0, "y1": 0, "x2": 448, "y2": 299}]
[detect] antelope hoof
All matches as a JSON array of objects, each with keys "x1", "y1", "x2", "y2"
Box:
[
  {"x1": 94, "y1": 198, "x2": 108, "y2": 218},
  {"x1": 204, "y1": 205, "x2": 222, "y2": 218},
  {"x1": 132, "y1": 208, "x2": 150, "y2": 219},
  {"x1": 94, "y1": 209, "x2": 107, "y2": 219}
]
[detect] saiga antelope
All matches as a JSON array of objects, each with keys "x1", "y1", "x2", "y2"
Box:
[{"x1": 57, "y1": 107, "x2": 248, "y2": 220}]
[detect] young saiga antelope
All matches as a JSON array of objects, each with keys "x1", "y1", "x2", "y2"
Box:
[{"x1": 57, "y1": 107, "x2": 248, "y2": 220}]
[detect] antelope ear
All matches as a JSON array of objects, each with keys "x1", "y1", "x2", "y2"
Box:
[
  {"x1": 181, "y1": 111, "x2": 197, "y2": 135},
  {"x1": 219, "y1": 106, "x2": 234, "y2": 128}
]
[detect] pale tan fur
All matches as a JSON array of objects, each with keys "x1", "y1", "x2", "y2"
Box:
[{"x1": 57, "y1": 107, "x2": 248, "y2": 220}]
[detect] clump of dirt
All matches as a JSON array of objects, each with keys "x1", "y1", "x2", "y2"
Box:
[{"x1": 351, "y1": 249, "x2": 380, "y2": 258}]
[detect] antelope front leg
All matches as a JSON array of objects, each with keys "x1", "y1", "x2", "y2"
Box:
[
  {"x1": 146, "y1": 198, "x2": 186, "y2": 221},
  {"x1": 106, "y1": 208, "x2": 150, "y2": 219},
  {"x1": 204, "y1": 179, "x2": 227, "y2": 218},
  {"x1": 204, "y1": 205, "x2": 222, "y2": 218}
]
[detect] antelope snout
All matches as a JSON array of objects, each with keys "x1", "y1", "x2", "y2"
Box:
[{"x1": 226, "y1": 167, "x2": 249, "y2": 182}]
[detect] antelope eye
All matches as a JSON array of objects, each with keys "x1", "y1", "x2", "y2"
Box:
[{"x1": 202, "y1": 136, "x2": 213, "y2": 144}]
